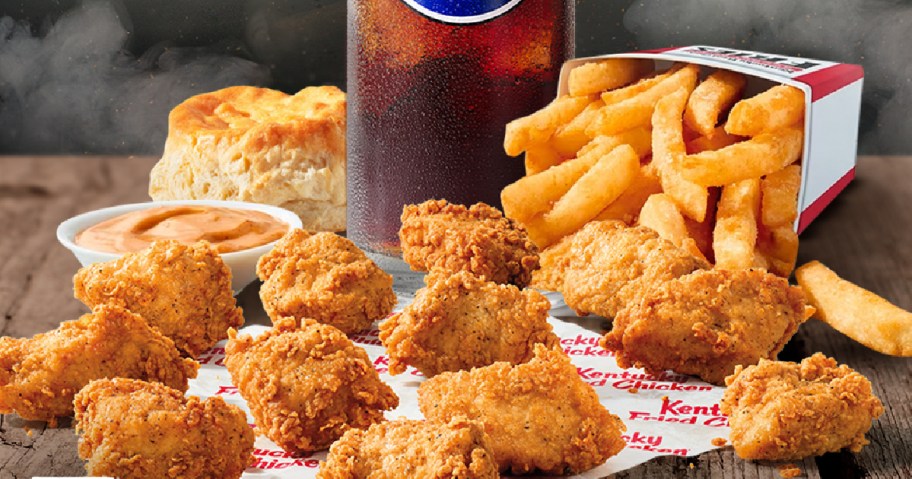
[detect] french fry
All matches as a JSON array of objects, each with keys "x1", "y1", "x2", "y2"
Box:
[
  {"x1": 683, "y1": 187, "x2": 719, "y2": 263},
  {"x1": 577, "y1": 127, "x2": 652, "y2": 159},
  {"x1": 761, "y1": 164, "x2": 802, "y2": 228},
  {"x1": 679, "y1": 125, "x2": 804, "y2": 187},
  {"x1": 501, "y1": 132, "x2": 631, "y2": 222},
  {"x1": 552, "y1": 99, "x2": 604, "y2": 157},
  {"x1": 725, "y1": 85, "x2": 805, "y2": 136},
  {"x1": 796, "y1": 261, "x2": 912, "y2": 357},
  {"x1": 567, "y1": 58, "x2": 653, "y2": 97},
  {"x1": 524, "y1": 144, "x2": 563, "y2": 175},
  {"x1": 713, "y1": 178, "x2": 761, "y2": 270},
  {"x1": 542, "y1": 144, "x2": 639, "y2": 246},
  {"x1": 683, "y1": 70, "x2": 747, "y2": 137},
  {"x1": 637, "y1": 193, "x2": 708, "y2": 262},
  {"x1": 586, "y1": 64, "x2": 699, "y2": 138},
  {"x1": 758, "y1": 225, "x2": 799, "y2": 277},
  {"x1": 599, "y1": 65, "x2": 681, "y2": 105},
  {"x1": 595, "y1": 163, "x2": 663, "y2": 224},
  {"x1": 504, "y1": 95, "x2": 592, "y2": 156},
  {"x1": 651, "y1": 85, "x2": 709, "y2": 222},
  {"x1": 685, "y1": 126, "x2": 744, "y2": 154}
]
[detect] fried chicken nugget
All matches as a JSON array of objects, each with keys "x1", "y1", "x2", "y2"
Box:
[
  {"x1": 74, "y1": 240, "x2": 244, "y2": 357},
  {"x1": 721, "y1": 353, "x2": 884, "y2": 460},
  {"x1": 257, "y1": 229, "x2": 396, "y2": 334},
  {"x1": 418, "y1": 345, "x2": 626, "y2": 475},
  {"x1": 602, "y1": 269, "x2": 811, "y2": 385},
  {"x1": 74, "y1": 378, "x2": 254, "y2": 479},
  {"x1": 379, "y1": 271, "x2": 559, "y2": 376},
  {"x1": 529, "y1": 230, "x2": 577, "y2": 292},
  {"x1": 0, "y1": 304, "x2": 198, "y2": 424},
  {"x1": 317, "y1": 417, "x2": 499, "y2": 479},
  {"x1": 400, "y1": 199, "x2": 539, "y2": 287},
  {"x1": 225, "y1": 318, "x2": 398, "y2": 453},
  {"x1": 563, "y1": 221, "x2": 709, "y2": 318}
]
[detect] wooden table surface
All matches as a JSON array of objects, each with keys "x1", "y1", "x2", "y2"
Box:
[{"x1": 0, "y1": 156, "x2": 909, "y2": 479}]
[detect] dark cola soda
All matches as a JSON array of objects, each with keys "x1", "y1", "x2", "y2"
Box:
[{"x1": 347, "y1": 0, "x2": 574, "y2": 263}]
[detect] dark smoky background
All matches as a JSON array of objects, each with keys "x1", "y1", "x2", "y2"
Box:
[{"x1": 0, "y1": 0, "x2": 909, "y2": 155}]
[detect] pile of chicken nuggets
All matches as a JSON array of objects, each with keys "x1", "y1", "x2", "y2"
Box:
[{"x1": 0, "y1": 198, "x2": 886, "y2": 478}]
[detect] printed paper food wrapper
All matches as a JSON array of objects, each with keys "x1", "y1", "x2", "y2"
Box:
[
  {"x1": 187, "y1": 293, "x2": 730, "y2": 478},
  {"x1": 559, "y1": 45, "x2": 864, "y2": 234}
]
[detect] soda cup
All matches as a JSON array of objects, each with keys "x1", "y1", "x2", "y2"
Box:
[{"x1": 347, "y1": 0, "x2": 575, "y2": 271}]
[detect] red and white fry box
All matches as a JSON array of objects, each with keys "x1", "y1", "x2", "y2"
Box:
[{"x1": 559, "y1": 45, "x2": 864, "y2": 234}]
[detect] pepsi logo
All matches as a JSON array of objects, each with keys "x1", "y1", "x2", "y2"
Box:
[{"x1": 400, "y1": 0, "x2": 524, "y2": 24}]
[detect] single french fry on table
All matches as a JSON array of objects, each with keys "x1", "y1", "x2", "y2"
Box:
[
  {"x1": 761, "y1": 164, "x2": 802, "y2": 228},
  {"x1": 725, "y1": 84, "x2": 805, "y2": 136},
  {"x1": 650, "y1": 85, "x2": 709, "y2": 223},
  {"x1": 586, "y1": 63, "x2": 699, "y2": 138},
  {"x1": 796, "y1": 261, "x2": 912, "y2": 357},
  {"x1": 504, "y1": 95, "x2": 592, "y2": 156},
  {"x1": 713, "y1": 178, "x2": 761, "y2": 270},
  {"x1": 683, "y1": 69, "x2": 747, "y2": 137},
  {"x1": 679, "y1": 125, "x2": 804, "y2": 187},
  {"x1": 541, "y1": 144, "x2": 640, "y2": 246},
  {"x1": 567, "y1": 58, "x2": 654, "y2": 97}
]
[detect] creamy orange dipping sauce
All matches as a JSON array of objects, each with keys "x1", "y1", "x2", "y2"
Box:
[{"x1": 75, "y1": 205, "x2": 288, "y2": 254}]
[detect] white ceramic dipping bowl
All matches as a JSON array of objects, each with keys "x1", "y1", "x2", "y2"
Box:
[{"x1": 57, "y1": 200, "x2": 303, "y2": 293}]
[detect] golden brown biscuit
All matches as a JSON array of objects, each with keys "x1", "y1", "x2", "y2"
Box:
[
  {"x1": 74, "y1": 378, "x2": 254, "y2": 479},
  {"x1": 149, "y1": 85, "x2": 346, "y2": 231}
]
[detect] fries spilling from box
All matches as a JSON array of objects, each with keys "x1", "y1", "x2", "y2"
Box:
[{"x1": 502, "y1": 45, "x2": 864, "y2": 277}]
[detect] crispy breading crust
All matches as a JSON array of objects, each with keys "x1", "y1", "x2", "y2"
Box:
[
  {"x1": 721, "y1": 353, "x2": 884, "y2": 460},
  {"x1": 73, "y1": 240, "x2": 244, "y2": 357},
  {"x1": 0, "y1": 305, "x2": 198, "y2": 424},
  {"x1": 529, "y1": 230, "x2": 577, "y2": 292},
  {"x1": 74, "y1": 378, "x2": 254, "y2": 479},
  {"x1": 418, "y1": 345, "x2": 626, "y2": 475},
  {"x1": 225, "y1": 318, "x2": 398, "y2": 453},
  {"x1": 399, "y1": 199, "x2": 539, "y2": 287},
  {"x1": 602, "y1": 269, "x2": 809, "y2": 385},
  {"x1": 563, "y1": 222, "x2": 709, "y2": 318},
  {"x1": 257, "y1": 229, "x2": 396, "y2": 334},
  {"x1": 317, "y1": 417, "x2": 499, "y2": 479},
  {"x1": 379, "y1": 271, "x2": 559, "y2": 376}
]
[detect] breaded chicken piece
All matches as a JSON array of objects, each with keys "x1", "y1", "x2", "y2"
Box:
[
  {"x1": 418, "y1": 345, "x2": 626, "y2": 475},
  {"x1": 0, "y1": 305, "x2": 198, "y2": 424},
  {"x1": 529, "y1": 230, "x2": 577, "y2": 292},
  {"x1": 379, "y1": 271, "x2": 559, "y2": 376},
  {"x1": 317, "y1": 417, "x2": 499, "y2": 479},
  {"x1": 721, "y1": 354, "x2": 884, "y2": 460},
  {"x1": 225, "y1": 318, "x2": 398, "y2": 453},
  {"x1": 257, "y1": 229, "x2": 396, "y2": 334},
  {"x1": 399, "y1": 199, "x2": 539, "y2": 287},
  {"x1": 74, "y1": 378, "x2": 254, "y2": 479},
  {"x1": 563, "y1": 222, "x2": 709, "y2": 318},
  {"x1": 74, "y1": 240, "x2": 244, "y2": 357},
  {"x1": 602, "y1": 269, "x2": 812, "y2": 385}
]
